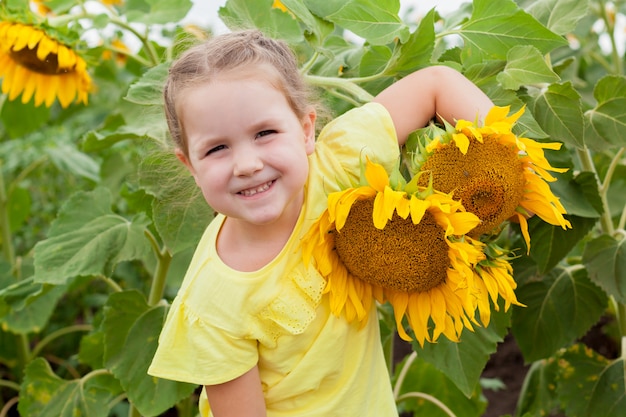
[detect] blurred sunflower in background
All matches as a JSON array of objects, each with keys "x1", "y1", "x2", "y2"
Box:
[
  {"x1": 302, "y1": 158, "x2": 523, "y2": 345},
  {"x1": 0, "y1": 20, "x2": 92, "y2": 108},
  {"x1": 408, "y1": 106, "x2": 571, "y2": 251}
]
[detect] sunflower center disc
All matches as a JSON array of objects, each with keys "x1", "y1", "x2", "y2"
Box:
[
  {"x1": 419, "y1": 137, "x2": 526, "y2": 236},
  {"x1": 334, "y1": 198, "x2": 449, "y2": 293},
  {"x1": 10, "y1": 47, "x2": 68, "y2": 75}
]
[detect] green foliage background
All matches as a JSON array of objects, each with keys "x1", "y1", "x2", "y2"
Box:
[{"x1": 0, "y1": 0, "x2": 625, "y2": 416}]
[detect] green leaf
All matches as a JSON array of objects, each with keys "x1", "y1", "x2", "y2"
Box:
[
  {"x1": 496, "y1": 45, "x2": 560, "y2": 90},
  {"x1": 280, "y1": 0, "x2": 335, "y2": 45},
  {"x1": 33, "y1": 188, "x2": 152, "y2": 285},
  {"x1": 102, "y1": 291, "x2": 151, "y2": 365},
  {"x1": 549, "y1": 171, "x2": 603, "y2": 218},
  {"x1": 219, "y1": 0, "x2": 303, "y2": 44},
  {"x1": 152, "y1": 196, "x2": 213, "y2": 255},
  {"x1": 0, "y1": 98, "x2": 50, "y2": 138},
  {"x1": 459, "y1": 0, "x2": 567, "y2": 65},
  {"x1": 411, "y1": 306, "x2": 511, "y2": 397},
  {"x1": 46, "y1": 143, "x2": 100, "y2": 182},
  {"x1": 137, "y1": 152, "x2": 214, "y2": 254},
  {"x1": 528, "y1": 81, "x2": 585, "y2": 149},
  {"x1": 525, "y1": 0, "x2": 590, "y2": 35},
  {"x1": 511, "y1": 266, "x2": 608, "y2": 362},
  {"x1": 0, "y1": 278, "x2": 67, "y2": 334},
  {"x1": 103, "y1": 291, "x2": 197, "y2": 416},
  {"x1": 303, "y1": 0, "x2": 410, "y2": 45},
  {"x1": 517, "y1": 359, "x2": 561, "y2": 416},
  {"x1": 585, "y1": 75, "x2": 626, "y2": 148},
  {"x1": 557, "y1": 344, "x2": 626, "y2": 417},
  {"x1": 393, "y1": 354, "x2": 486, "y2": 417},
  {"x1": 125, "y1": 64, "x2": 169, "y2": 106},
  {"x1": 18, "y1": 358, "x2": 123, "y2": 417},
  {"x1": 7, "y1": 186, "x2": 31, "y2": 232},
  {"x1": 125, "y1": 0, "x2": 193, "y2": 24},
  {"x1": 82, "y1": 100, "x2": 169, "y2": 152},
  {"x1": 386, "y1": 8, "x2": 436, "y2": 76},
  {"x1": 527, "y1": 215, "x2": 597, "y2": 273},
  {"x1": 583, "y1": 233, "x2": 626, "y2": 304}
]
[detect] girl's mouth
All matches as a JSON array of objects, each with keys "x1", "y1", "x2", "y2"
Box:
[{"x1": 238, "y1": 180, "x2": 275, "y2": 197}]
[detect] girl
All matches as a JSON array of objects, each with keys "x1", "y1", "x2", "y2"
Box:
[{"x1": 148, "y1": 29, "x2": 493, "y2": 417}]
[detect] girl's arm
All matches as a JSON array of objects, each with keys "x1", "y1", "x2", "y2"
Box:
[
  {"x1": 204, "y1": 365, "x2": 267, "y2": 417},
  {"x1": 372, "y1": 65, "x2": 494, "y2": 145}
]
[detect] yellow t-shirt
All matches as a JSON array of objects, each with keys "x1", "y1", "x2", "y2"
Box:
[{"x1": 148, "y1": 102, "x2": 401, "y2": 417}]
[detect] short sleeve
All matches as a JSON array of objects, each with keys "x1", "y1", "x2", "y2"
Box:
[
  {"x1": 148, "y1": 297, "x2": 258, "y2": 386},
  {"x1": 315, "y1": 102, "x2": 400, "y2": 184}
]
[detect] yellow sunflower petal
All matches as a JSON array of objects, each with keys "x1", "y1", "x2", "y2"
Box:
[
  {"x1": 452, "y1": 132, "x2": 470, "y2": 154},
  {"x1": 36, "y1": 35, "x2": 57, "y2": 61},
  {"x1": 27, "y1": 29, "x2": 44, "y2": 49},
  {"x1": 364, "y1": 158, "x2": 389, "y2": 192}
]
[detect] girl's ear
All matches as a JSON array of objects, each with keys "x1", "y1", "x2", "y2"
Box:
[
  {"x1": 175, "y1": 148, "x2": 195, "y2": 175},
  {"x1": 302, "y1": 108, "x2": 317, "y2": 155}
]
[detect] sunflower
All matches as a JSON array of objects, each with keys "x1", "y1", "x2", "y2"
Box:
[
  {"x1": 409, "y1": 105, "x2": 571, "y2": 251},
  {"x1": 0, "y1": 21, "x2": 92, "y2": 108},
  {"x1": 302, "y1": 158, "x2": 523, "y2": 345}
]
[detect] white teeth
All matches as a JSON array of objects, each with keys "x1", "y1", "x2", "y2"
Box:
[{"x1": 240, "y1": 181, "x2": 272, "y2": 196}]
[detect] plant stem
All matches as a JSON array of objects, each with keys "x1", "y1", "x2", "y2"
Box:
[
  {"x1": 128, "y1": 404, "x2": 141, "y2": 417},
  {"x1": 146, "y1": 230, "x2": 172, "y2": 306},
  {"x1": 393, "y1": 351, "x2": 417, "y2": 399},
  {"x1": 305, "y1": 74, "x2": 376, "y2": 103},
  {"x1": 97, "y1": 274, "x2": 124, "y2": 293},
  {"x1": 396, "y1": 392, "x2": 458, "y2": 417},
  {"x1": 598, "y1": 0, "x2": 623, "y2": 75},
  {"x1": 576, "y1": 147, "x2": 614, "y2": 235},
  {"x1": 0, "y1": 163, "x2": 15, "y2": 267},
  {"x1": 0, "y1": 396, "x2": 19, "y2": 417},
  {"x1": 0, "y1": 379, "x2": 21, "y2": 392},
  {"x1": 31, "y1": 324, "x2": 93, "y2": 358}
]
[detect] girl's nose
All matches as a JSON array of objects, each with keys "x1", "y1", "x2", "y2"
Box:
[{"x1": 233, "y1": 148, "x2": 263, "y2": 177}]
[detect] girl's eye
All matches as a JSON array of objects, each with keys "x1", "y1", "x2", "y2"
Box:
[
  {"x1": 256, "y1": 130, "x2": 276, "y2": 138},
  {"x1": 206, "y1": 144, "x2": 226, "y2": 155}
]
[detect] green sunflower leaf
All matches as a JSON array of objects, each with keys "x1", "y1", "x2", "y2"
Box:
[
  {"x1": 586, "y1": 75, "x2": 626, "y2": 149},
  {"x1": 219, "y1": 0, "x2": 303, "y2": 44},
  {"x1": 303, "y1": 0, "x2": 410, "y2": 45},
  {"x1": 0, "y1": 277, "x2": 66, "y2": 334},
  {"x1": 527, "y1": 215, "x2": 597, "y2": 273},
  {"x1": 386, "y1": 8, "x2": 436, "y2": 77},
  {"x1": 496, "y1": 45, "x2": 560, "y2": 90},
  {"x1": 33, "y1": 188, "x2": 152, "y2": 285},
  {"x1": 556, "y1": 344, "x2": 626, "y2": 417},
  {"x1": 528, "y1": 81, "x2": 584, "y2": 149},
  {"x1": 103, "y1": 290, "x2": 197, "y2": 416},
  {"x1": 18, "y1": 358, "x2": 123, "y2": 417},
  {"x1": 524, "y1": 0, "x2": 591, "y2": 36},
  {"x1": 393, "y1": 354, "x2": 486, "y2": 417},
  {"x1": 1, "y1": 98, "x2": 50, "y2": 138},
  {"x1": 517, "y1": 358, "x2": 561, "y2": 416},
  {"x1": 411, "y1": 304, "x2": 511, "y2": 397},
  {"x1": 279, "y1": 0, "x2": 335, "y2": 45},
  {"x1": 125, "y1": 63, "x2": 168, "y2": 106},
  {"x1": 511, "y1": 266, "x2": 608, "y2": 362},
  {"x1": 582, "y1": 233, "x2": 626, "y2": 304},
  {"x1": 125, "y1": 0, "x2": 193, "y2": 25},
  {"x1": 459, "y1": 0, "x2": 567, "y2": 66}
]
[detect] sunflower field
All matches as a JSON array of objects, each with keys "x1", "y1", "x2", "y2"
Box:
[{"x1": 0, "y1": 0, "x2": 625, "y2": 416}]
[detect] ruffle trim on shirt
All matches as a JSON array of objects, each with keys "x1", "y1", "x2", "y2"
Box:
[{"x1": 257, "y1": 263, "x2": 326, "y2": 347}]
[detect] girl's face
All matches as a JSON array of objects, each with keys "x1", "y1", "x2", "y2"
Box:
[{"x1": 176, "y1": 75, "x2": 316, "y2": 229}]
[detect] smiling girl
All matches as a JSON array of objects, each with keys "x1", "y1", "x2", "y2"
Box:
[{"x1": 148, "y1": 29, "x2": 493, "y2": 417}]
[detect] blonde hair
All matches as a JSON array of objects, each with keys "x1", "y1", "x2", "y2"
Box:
[{"x1": 164, "y1": 29, "x2": 314, "y2": 156}]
